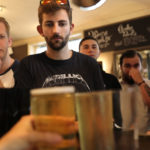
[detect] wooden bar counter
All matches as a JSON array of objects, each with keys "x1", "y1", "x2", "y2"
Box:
[{"x1": 114, "y1": 130, "x2": 150, "y2": 150}]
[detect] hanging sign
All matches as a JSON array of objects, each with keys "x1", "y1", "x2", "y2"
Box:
[{"x1": 84, "y1": 15, "x2": 150, "y2": 52}]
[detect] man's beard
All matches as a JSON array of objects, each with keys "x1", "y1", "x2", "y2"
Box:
[
  {"x1": 45, "y1": 33, "x2": 70, "y2": 51},
  {"x1": 122, "y1": 73, "x2": 135, "y2": 85},
  {"x1": 0, "y1": 49, "x2": 6, "y2": 60}
]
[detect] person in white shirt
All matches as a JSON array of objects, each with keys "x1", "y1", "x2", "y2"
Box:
[
  {"x1": 0, "y1": 17, "x2": 19, "y2": 88},
  {"x1": 119, "y1": 50, "x2": 150, "y2": 134}
]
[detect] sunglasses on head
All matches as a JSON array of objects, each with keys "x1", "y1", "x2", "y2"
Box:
[{"x1": 40, "y1": 0, "x2": 70, "y2": 7}]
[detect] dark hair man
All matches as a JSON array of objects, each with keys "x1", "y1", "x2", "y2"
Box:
[
  {"x1": 15, "y1": 0, "x2": 104, "y2": 92},
  {"x1": 120, "y1": 50, "x2": 150, "y2": 106},
  {"x1": 79, "y1": 36, "x2": 121, "y2": 90},
  {"x1": 120, "y1": 50, "x2": 150, "y2": 133},
  {"x1": 0, "y1": 17, "x2": 19, "y2": 88},
  {"x1": 79, "y1": 36, "x2": 122, "y2": 129}
]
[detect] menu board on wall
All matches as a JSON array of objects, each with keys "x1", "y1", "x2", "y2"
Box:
[{"x1": 84, "y1": 15, "x2": 150, "y2": 52}]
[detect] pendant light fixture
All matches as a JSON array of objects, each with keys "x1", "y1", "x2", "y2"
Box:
[{"x1": 72, "y1": 0, "x2": 106, "y2": 11}]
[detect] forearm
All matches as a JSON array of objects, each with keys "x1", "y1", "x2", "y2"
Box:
[
  {"x1": 0, "y1": 132, "x2": 29, "y2": 150},
  {"x1": 0, "y1": 141, "x2": 28, "y2": 150},
  {"x1": 130, "y1": 70, "x2": 150, "y2": 107},
  {"x1": 0, "y1": 139, "x2": 9, "y2": 150},
  {"x1": 139, "y1": 82, "x2": 150, "y2": 108}
]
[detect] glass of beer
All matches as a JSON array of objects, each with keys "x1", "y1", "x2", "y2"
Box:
[
  {"x1": 30, "y1": 86, "x2": 78, "y2": 150},
  {"x1": 75, "y1": 90, "x2": 114, "y2": 150},
  {"x1": 119, "y1": 86, "x2": 150, "y2": 138}
]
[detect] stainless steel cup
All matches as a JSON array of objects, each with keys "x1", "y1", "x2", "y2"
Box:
[{"x1": 75, "y1": 90, "x2": 114, "y2": 150}]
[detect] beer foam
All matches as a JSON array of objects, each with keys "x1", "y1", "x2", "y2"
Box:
[{"x1": 30, "y1": 86, "x2": 75, "y2": 95}]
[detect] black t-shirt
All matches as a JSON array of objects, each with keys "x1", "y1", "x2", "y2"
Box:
[
  {"x1": 0, "y1": 60, "x2": 21, "y2": 137},
  {"x1": 15, "y1": 51, "x2": 104, "y2": 92},
  {"x1": 102, "y1": 71, "x2": 121, "y2": 90},
  {"x1": 0, "y1": 60, "x2": 19, "y2": 76},
  {"x1": 99, "y1": 64, "x2": 121, "y2": 90},
  {"x1": 0, "y1": 88, "x2": 30, "y2": 137},
  {"x1": 0, "y1": 60, "x2": 19, "y2": 88},
  {"x1": 99, "y1": 65, "x2": 122, "y2": 129},
  {"x1": 12, "y1": 60, "x2": 20, "y2": 73}
]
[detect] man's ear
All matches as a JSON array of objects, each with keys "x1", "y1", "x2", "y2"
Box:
[
  {"x1": 8, "y1": 37, "x2": 12, "y2": 47},
  {"x1": 37, "y1": 25, "x2": 44, "y2": 36},
  {"x1": 120, "y1": 65, "x2": 123, "y2": 72},
  {"x1": 70, "y1": 23, "x2": 74, "y2": 34}
]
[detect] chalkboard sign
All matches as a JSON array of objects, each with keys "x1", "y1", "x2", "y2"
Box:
[{"x1": 84, "y1": 15, "x2": 150, "y2": 52}]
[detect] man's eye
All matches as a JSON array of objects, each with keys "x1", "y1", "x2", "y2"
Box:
[
  {"x1": 92, "y1": 44, "x2": 97, "y2": 49},
  {"x1": 45, "y1": 22, "x2": 53, "y2": 27},
  {"x1": 59, "y1": 22, "x2": 66, "y2": 27},
  {"x1": 134, "y1": 64, "x2": 139, "y2": 68},
  {"x1": 124, "y1": 64, "x2": 131, "y2": 68},
  {"x1": 92, "y1": 46, "x2": 97, "y2": 49},
  {"x1": 83, "y1": 45, "x2": 89, "y2": 49},
  {"x1": 0, "y1": 35, "x2": 5, "y2": 39}
]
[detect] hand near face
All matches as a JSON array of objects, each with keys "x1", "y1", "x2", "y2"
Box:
[
  {"x1": 0, "y1": 80, "x2": 4, "y2": 88},
  {"x1": 129, "y1": 67, "x2": 143, "y2": 84}
]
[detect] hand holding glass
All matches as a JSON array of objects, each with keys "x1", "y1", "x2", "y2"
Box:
[{"x1": 30, "y1": 86, "x2": 78, "y2": 150}]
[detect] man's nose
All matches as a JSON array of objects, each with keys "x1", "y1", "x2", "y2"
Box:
[
  {"x1": 52, "y1": 24, "x2": 59, "y2": 33},
  {"x1": 88, "y1": 47, "x2": 94, "y2": 52}
]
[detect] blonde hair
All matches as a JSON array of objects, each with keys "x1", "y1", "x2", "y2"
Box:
[{"x1": 0, "y1": 17, "x2": 10, "y2": 36}]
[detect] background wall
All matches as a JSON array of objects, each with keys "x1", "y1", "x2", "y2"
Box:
[
  {"x1": 11, "y1": 44, "x2": 28, "y2": 61},
  {"x1": 97, "y1": 51, "x2": 114, "y2": 74}
]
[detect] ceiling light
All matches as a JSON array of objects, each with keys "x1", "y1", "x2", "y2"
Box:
[
  {"x1": 72, "y1": 0, "x2": 106, "y2": 11},
  {"x1": 0, "y1": 5, "x2": 5, "y2": 12},
  {"x1": 80, "y1": 0, "x2": 106, "y2": 11}
]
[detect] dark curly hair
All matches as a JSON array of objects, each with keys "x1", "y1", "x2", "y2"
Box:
[
  {"x1": 79, "y1": 36, "x2": 99, "y2": 51},
  {"x1": 120, "y1": 50, "x2": 142, "y2": 66},
  {"x1": 38, "y1": 1, "x2": 72, "y2": 25}
]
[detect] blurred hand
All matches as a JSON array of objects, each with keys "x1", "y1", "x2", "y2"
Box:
[
  {"x1": 34, "y1": 115, "x2": 79, "y2": 149},
  {"x1": 0, "y1": 115, "x2": 63, "y2": 150},
  {"x1": 129, "y1": 68, "x2": 143, "y2": 84}
]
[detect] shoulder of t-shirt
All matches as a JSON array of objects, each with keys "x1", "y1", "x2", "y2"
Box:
[
  {"x1": 103, "y1": 71, "x2": 120, "y2": 83},
  {"x1": 72, "y1": 50, "x2": 98, "y2": 64},
  {"x1": 11, "y1": 60, "x2": 20, "y2": 72},
  {"x1": 20, "y1": 52, "x2": 45, "y2": 63},
  {"x1": 104, "y1": 72, "x2": 118, "y2": 79}
]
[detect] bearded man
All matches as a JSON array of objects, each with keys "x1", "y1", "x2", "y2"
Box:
[
  {"x1": 15, "y1": 1, "x2": 104, "y2": 92},
  {"x1": 0, "y1": 17, "x2": 19, "y2": 88},
  {"x1": 120, "y1": 50, "x2": 150, "y2": 133},
  {"x1": 120, "y1": 50, "x2": 150, "y2": 107}
]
